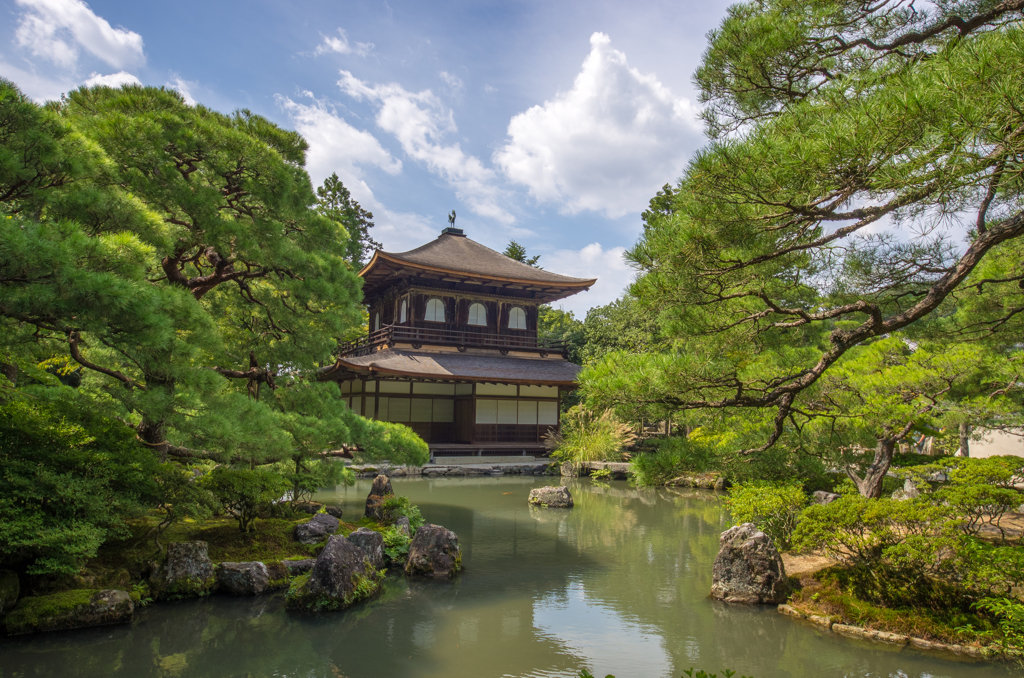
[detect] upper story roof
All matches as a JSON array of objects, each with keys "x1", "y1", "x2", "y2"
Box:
[{"x1": 358, "y1": 228, "x2": 597, "y2": 304}]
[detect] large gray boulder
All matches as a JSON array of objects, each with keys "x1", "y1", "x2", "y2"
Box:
[
  {"x1": 286, "y1": 535, "x2": 382, "y2": 612},
  {"x1": 149, "y1": 541, "x2": 216, "y2": 600},
  {"x1": 711, "y1": 523, "x2": 789, "y2": 605},
  {"x1": 4, "y1": 589, "x2": 133, "y2": 635},
  {"x1": 404, "y1": 524, "x2": 462, "y2": 578},
  {"x1": 294, "y1": 512, "x2": 339, "y2": 545},
  {"x1": 365, "y1": 474, "x2": 394, "y2": 521},
  {"x1": 216, "y1": 561, "x2": 270, "y2": 596},
  {"x1": 347, "y1": 528, "x2": 385, "y2": 569},
  {"x1": 528, "y1": 485, "x2": 573, "y2": 508},
  {"x1": 812, "y1": 490, "x2": 841, "y2": 505},
  {"x1": 892, "y1": 478, "x2": 921, "y2": 502}
]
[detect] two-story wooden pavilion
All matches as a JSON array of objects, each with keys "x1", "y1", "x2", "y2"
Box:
[{"x1": 321, "y1": 226, "x2": 596, "y2": 461}]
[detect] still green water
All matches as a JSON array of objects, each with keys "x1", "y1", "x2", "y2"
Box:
[{"x1": 0, "y1": 476, "x2": 1017, "y2": 678}]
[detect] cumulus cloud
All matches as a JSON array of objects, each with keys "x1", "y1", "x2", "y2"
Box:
[
  {"x1": 0, "y1": 56, "x2": 73, "y2": 101},
  {"x1": 14, "y1": 0, "x2": 145, "y2": 70},
  {"x1": 315, "y1": 29, "x2": 374, "y2": 57},
  {"x1": 543, "y1": 242, "x2": 634, "y2": 316},
  {"x1": 165, "y1": 76, "x2": 196, "y2": 105},
  {"x1": 83, "y1": 70, "x2": 140, "y2": 87},
  {"x1": 338, "y1": 71, "x2": 514, "y2": 224},
  {"x1": 276, "y1": 93, "x2": 434, "y2": 250},
  {"x1": 495, "y1": 32, "x2": 700, "y2": 218}
]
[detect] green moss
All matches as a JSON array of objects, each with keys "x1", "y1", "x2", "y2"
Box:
[
  {"x1": 285, "y1": 563, "x2": 384, "y2": 613},
  {"x1": 4, "y1": 589, "x2": 95, "y2": 635},
  {"x1": 156, "y1": 575, "x2": 216, "y2": 601},
  {"x1": 790, "y1": 567, "x2": 1001, "y2": 647}
]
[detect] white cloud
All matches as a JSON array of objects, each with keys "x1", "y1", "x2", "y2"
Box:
[
  {"x1": 276, "y1": 93, "x2": 435, "y2": 251},
  {"x1": 338, "y1": 71, "x2": 514, "y2": 224},
  {"x1": 14, "y1": 0, "x2": 145, "y2": 70},
  {"x1": 166, "y1": 76, "x2": 196, "y2": 105},
  {"x1": 439, "y1": 70, "x2": 464, "y2": 97},
  {"x1": 83, "y1": 70, "x2": 140, "y2": 87},
  {"x1": 315, "y1": 29, "x2": 374, "y2": 57},
  {"x1": 543, "y1": 242, "x2": 634, "y2": 316},
  {"x1": 0, "y1": 56, "x2": 73, "y2": 101},
  {"x1": 484, "y1": 84, "x2": 498, "y2": 94},
  {"x1": 495, "y1": 32, "x2": 701, "y2": 218}
]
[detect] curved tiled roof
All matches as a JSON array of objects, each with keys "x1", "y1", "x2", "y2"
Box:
[
  {"x1": 360, "y1": 232, "x2": 596, "y2": 287},
  {"x1": 335, "y1": 348, "x2": 582, "y2": 385}
]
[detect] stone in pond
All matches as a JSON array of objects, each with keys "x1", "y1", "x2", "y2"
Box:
[
  {"x1": 528, "y1": 486, "x2": 573, "y2": 508},
  {"x1": 4, "y1": 589, "x2": 133, "y2": 635},
  {"x1": 324, "y1": 505, "x2": 344, "y2": 519},
  {"x1": 286, "y1": 535, "x2": 383, "y2": 612},
  {"x1": 710, "y1": 523, "x2": 789, "y2": 605},
  {"x1": 292, "y1": 501, "x2": 323, "y2": 515},
  {"x1": 294, "y1": 512, "x2": 339, "y2": 545},
  {"x1": 216, "y1": 561, "x2": 270, "y2": 596},
  {"x1": 149, "y1": 541, "x2": 216, "y2": 600},
  {"x1": 365, "y1": 474, "x2": 394, "y2": 521},
  {"x1": 347, "y1": 528, "x2": 385, "y2": 569},
  {"x1": 404, "y1": 524, "x2": 462, "y2": 578}
]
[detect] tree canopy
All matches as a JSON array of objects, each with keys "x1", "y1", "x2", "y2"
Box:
[{"x1": 582, "y1": 1, "x2": 1024, "y2": 493}]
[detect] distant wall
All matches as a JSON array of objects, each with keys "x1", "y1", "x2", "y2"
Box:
[{"x1": 971, "y1": 429, "x2": 1024, "y2": 458}]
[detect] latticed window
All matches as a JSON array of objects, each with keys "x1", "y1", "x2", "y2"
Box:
[
  {"x1": 425, "y1": 298, "x2": 445, "y2": 322},
  {"x1": 399, "y1": 300, "x2": 407, "y2": 323},
  {"x1": 508, "y1": 306, "x2": 526, "y2": 330},
  {"x1": 468, "y1": 302, "x2": 487, "y2": 326}
]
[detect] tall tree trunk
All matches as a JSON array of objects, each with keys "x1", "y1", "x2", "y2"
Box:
[
  {"x1": 958, "y1": 422, "x2": 971, "y2": 458},
  {"x1": 847, "y1": 438, "x2": 896, "y2": 498},
  {"x1": 139, "y1": 371, "x2": 176, "y2": 462}
]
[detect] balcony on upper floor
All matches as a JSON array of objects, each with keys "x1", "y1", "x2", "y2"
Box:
[{"x1": 337, "y1": 324, "x2": 567, "y2": 359}]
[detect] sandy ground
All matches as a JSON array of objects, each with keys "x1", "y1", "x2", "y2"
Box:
[{"x1": 782, "y1": 553, "x2": 836, "y2": 576}]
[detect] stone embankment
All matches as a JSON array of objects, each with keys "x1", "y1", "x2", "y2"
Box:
[
  {"x1": 349, "y1": 463, "x2": 559, "y2": 478},
  {"x1": 777, "y1": 603, "x2": 1002, "y2": 660}
]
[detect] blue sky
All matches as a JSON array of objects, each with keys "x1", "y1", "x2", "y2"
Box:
[{"x1": 0, "y1": 0, "x2": 733, "y2": 316}]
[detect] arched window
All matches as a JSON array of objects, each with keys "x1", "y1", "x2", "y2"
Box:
[
  {"x1": 468, "y1": 303, "x2": 487, "y2": 326},
  {"x1": 508, "y1": 306, "x2": 527, "y2": 330},
  {"x1": 373, "y1": 312, "x2": 380, "y2": 332},
  {"x1": 425, "y1": 298, "x2": 445, "y2": 323},
  {"x1": 399, "y1": 300, "x2": 407, "y2": 323}
]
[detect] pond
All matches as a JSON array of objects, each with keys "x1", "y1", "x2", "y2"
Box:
[{"x1": 0, "y1": 476, "x2": 1016, "y2": 678}]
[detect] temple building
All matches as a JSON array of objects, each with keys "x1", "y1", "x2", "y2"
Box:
[{"x1": 323, "y1": 226, "x2": 596, "y2": 462}]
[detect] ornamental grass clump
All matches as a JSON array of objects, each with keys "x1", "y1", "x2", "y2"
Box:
[{"x1": 545, "y1": 405, "x2": 637, "y2": 467}]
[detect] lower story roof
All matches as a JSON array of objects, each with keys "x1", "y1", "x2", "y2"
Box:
[{"x1": 326, "y1": 348, "x2": 582, "y2": 386}]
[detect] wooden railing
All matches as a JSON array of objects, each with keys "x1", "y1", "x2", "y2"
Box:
[{"x1": 337, "y1": 325, "x2": 567, "y2": 358}]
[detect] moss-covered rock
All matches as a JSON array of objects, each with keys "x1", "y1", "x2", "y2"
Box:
[
  {"x1": 216, "y1": 561, "x2": 270, "y2": 596},
  {"x1": 0, "y1": 569, "x2": 19, "y2": 615},
  {"x1": 4, "y1": 589, "x2": 133, "y2": 635},
  {"x1": 265, "y1": 561, "x2": 289, "y2": 591},
  {"x1": 149, "y1": 541, "x2": 216, "y2": 601},
  {"x1": 286, "y1": 535, "x2": 383, "y2": 612},
  {"x1": 404, "y1": 524, "x2": 462, "y2": 579}
]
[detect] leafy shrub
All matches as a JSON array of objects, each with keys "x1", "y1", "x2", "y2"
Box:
[
  {"x1": 590, "y1": 468, "x2": 612, "y2": 481},
  {"x1": 902, "y1": 456, "x2": 1024, "y2": 541},
  {"x1": 546, "y1": 406, "x2": 636, "y2": 466},
  {"x1": 380, "y1": 495, "x2": 424, "y2": 531},
  {"x1": 0, "y1": 389, "x2": 159, "y2": 575},
  {"x1": 201, "y1": 467, "x2": 290, "y2": 533},
  {"x1": 150, "y1": 464, "x2": 219, "y2": 549},
  {"x1": 275, "y1": 459, "x2": 355, "y2": 503},
  {"x1": 382, "y1": 525, "x2": 411, "y2": 561},
  {"x1": 726, "y1": 481, "x2": 807, "y2": 549},
  {"x1": 974, "y1": 597, "x2": 1024, "y2": 653},
  {"x1": 628, "y1": 435, "x2": 717, "y2": 486}
]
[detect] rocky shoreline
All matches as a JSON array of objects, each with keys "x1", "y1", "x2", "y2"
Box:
[{"x1": 2, "y1": 476, "x2": 461, "y2": 636}]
